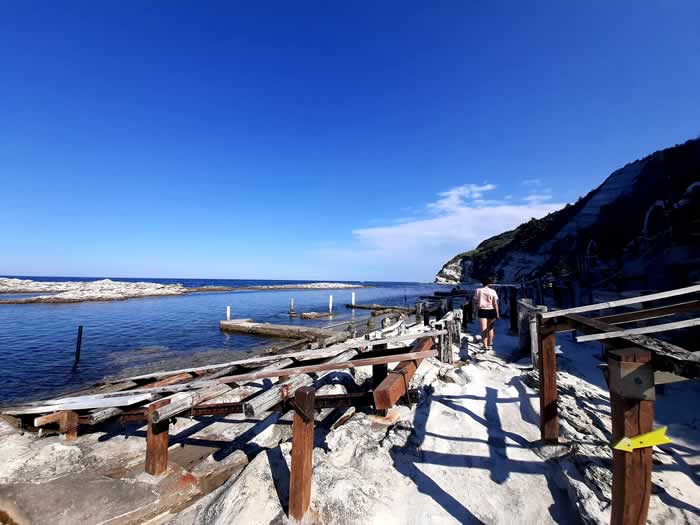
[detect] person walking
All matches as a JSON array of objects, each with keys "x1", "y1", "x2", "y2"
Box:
[{"x1": 473, "y1": 277, "x2": 499, "y2": 351}]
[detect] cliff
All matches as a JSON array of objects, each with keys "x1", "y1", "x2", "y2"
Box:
[{"x1": 435, "y1": 138, "x2": 700, "y2": 289}]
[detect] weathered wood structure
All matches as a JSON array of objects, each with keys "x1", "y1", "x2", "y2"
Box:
[
  {"x1": 530, "y1": 284, "x2": 699, "y2": 525},
  {"x1": 2, "y1": 311, "x2": 456, "y2": 523}
]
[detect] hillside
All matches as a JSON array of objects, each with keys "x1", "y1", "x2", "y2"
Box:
[{"x1": 435, "y1": 138, "x2": 700, "y2": 289}]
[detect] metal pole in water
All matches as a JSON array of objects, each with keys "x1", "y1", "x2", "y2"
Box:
[
  {"x1": 329, "y1": 295, "x2": 333, "y2": 313},
  {"x1": 289, "y1": 298, "x2": 295, "y2": 315},
  {"x1": 226, "y1": 305, "x2": 231, "y2": 320},
  {"x1": 351, "y1": 292, "x2": 356, "y2": 306},
  {"x1": 74, "y1": 325, "x2": 83, "y2": 365}
]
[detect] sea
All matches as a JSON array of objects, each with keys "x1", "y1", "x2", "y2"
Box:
[{"x1": 0, "y1": 276, "x2": 449, "y2": 405}]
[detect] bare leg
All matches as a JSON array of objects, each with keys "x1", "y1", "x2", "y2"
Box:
[
  {"x1": 488, "y1": 319, "x2": 496, "y2": 348},
  {"x1": 479, "y1": 318, "x2": 489, "y2": 348}
]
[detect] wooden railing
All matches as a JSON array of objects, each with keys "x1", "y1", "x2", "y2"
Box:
[{"x1": 530, "y1": 285, "x2": 700, "y2": 525}]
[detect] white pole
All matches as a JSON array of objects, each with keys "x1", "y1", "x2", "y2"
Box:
[
  {"x1": 226, "y1": 305, "x2": 231, "y2": 321},
  {"x1": 351, "y1": 292, "x2": 356, "y2": 306},
  {"x1": 329, "y1": 294, "x2": 333, "y2": 313},
  {"x1": 289, "y1": 298, "x2": 295, "y2": 314}
]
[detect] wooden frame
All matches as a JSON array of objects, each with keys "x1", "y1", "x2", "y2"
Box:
[{"x1": 530, "y1": 286, "x2": 699, "y2": 525}]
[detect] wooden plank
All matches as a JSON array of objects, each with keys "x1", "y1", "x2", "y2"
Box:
[
  {"x1": 213, "y1": 349, "x2": 436, "y2": 385},
  {"x1": 608, "y1": 349, "x2": 654, "y2": 525},
  {"x1": 373, "y1": 337, "x2": 434, "y2": 410},
  {"x1": 289, "y1": 387, "x2": 315, "y2": 522},
  {"x1": 242, "y1": 349, "x2": 359, "y2": 417},
  {"x1": 540, "y1": 284, "x2": 700, "y2": 319},
  {"x1": 596, "y1": 300, "x2": 700, "y2": 325},
  {"x1": 345, "y1": 303, "x2": 413, "y2": 313},
  {"x1": 150, "y1": 384, "x2": 231, "y2": 423},
  {"x1": 86, "y1": 372, "x2": 194, "y2": 424},
  {"x1": 107, "y1": 330, "x2": 446, "y2": 383},
  {"x1": 33, "y1": 412, "x2": 63, "y2": 427},
  {"x1": 219, "y1": 320, "x2": 338, "y2": 339},
  {"x1": 145, "y1": 398, "x2": 170, "y2": 476},
  {"x1": 537, "y1": 316, "x2": 558, "y2": 443},
  {"x1": 576, "y1": 317, "x2": 700, "y2": 342},
  {"x1": 2, "y1": 394, "x2": 156, "y2": 416},
  {"x1": 563, "y1": 313, "x2": 700, "y2": 379}
]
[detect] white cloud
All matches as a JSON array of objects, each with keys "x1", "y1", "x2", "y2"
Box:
[
  {"x1": 428, "y1": 183, "x2": 498, "y2": 213},
  {"x1": 316, "y1": 183, "x2": 566, "y2": 281}
]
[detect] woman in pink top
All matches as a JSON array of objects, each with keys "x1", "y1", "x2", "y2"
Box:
[{"x1": 473, "y1": 277, "x2": 499, "y2": 351}]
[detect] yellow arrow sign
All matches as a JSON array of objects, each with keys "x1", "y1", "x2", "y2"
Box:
[{"x1": 613, "y1": 426, "x2": 672, "y2": 453}]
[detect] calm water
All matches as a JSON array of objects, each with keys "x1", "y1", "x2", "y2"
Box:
[{"x1": 0, "y1": 277, "x2": 446, "y2": 404}]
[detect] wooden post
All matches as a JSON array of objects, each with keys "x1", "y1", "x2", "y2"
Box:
[
  {"x1": 351, "y1": 292, "x2": 356, "y2": 306},
  {"x1": 509, "y1": 287, "x2": 518, "y2": 334},
  {"x1": 530, "y1": 305, "x2": 547, "y2": 368},
  {"x1": 372, "y1": 344, "x2": 389, "y2": 416},
  {"x1": 608, "y1": 349, "x2": 654, "y2": 525},
  {"x1": 289, "y1": 387, "x2": 316, "y2": 522},
  {"x1": 289, "y1": 299, "x2": 295, "y2": 316},
  {"x1": 59, "y1": 410, "x2": 79, "y2": 441},
  {"x1": 74, "y1": 325, "x2": 83, "y2": 365},
  {"x1": 537, "y1": 315, "x2": 558, "y2": 443},
  {"x1": 461, "y1": 303, "x2": 469, "y2": 329},
  {"x1": 329, "y1": 294, "x2": 333, "y2": 313},
  {"x1": 467, "y1": 300, "x2": 474, "y2": 324},
  {"x1": 423, "y1": 308, "x2": 430, "y2": 327},
  {"x1": 415, "y1": 302, "x2": 423, "y2": 324},
  {"x1": 226, "y1": 306, "x2": 231, "y2": 320},
  {"x1": 145, "y1": 398, "x2": 171, "y2": 475}
]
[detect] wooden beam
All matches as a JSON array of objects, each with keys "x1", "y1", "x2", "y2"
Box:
[
  {"x1": 537, "y1": 316, "x2": 558, "y2": 443},
  {"x1": 108, "y1": 330, "x2": 446, "y2": 383},
  {"x1": 540, "y1": 284, "x2": 700, "y2": 319},
  {"x1": 2, "y1": 393, "x2": 156, "y2": 416},
  {"x1": 33, "y1": 412, "x2": 63, "y2": 427},
  {"x1": 576, "y1": 317, "x2": 700, "y2": 343},
  {"x1": 214, "y1": 349, "x2": 436, "y2": 386},
  {"x1": 608, "y1": 349, "x2": 654, "y2": 525},
  {"x1": 58, "y1": 411, "x2": 79, "y2": 441},
  {"x1": 289, "y1": 387, "x2": 315, "y2": 522},
  {"x1": 108, "y1": 390, "x2": 421, "y2": 422},
  {"x1": 145, "y1": 398, "x2": 170, "y2": 476},
  {"x1": 242, "y1": 349, "x2": 359, "y2": 417},
  {"x1": 596, "y1": 299, "x2": 700, "y2": 325},
  {"x1": 373, "y1": 337, "x2": 434, "y2": 410},
  {"x1": 563, "y1": 313, "x2": 700, "y2": 379},
  {"x1": 150, "y1": 384, "x2": 231, "y2": 424}
]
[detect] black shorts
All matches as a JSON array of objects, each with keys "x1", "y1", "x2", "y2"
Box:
[{"x1": 477, "y1": 309, "x2": 497, "y2": 320}]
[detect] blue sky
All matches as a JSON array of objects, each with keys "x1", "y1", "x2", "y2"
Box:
[{"x1": 1, "y1": 2, "x2": 699, "y2": 282}]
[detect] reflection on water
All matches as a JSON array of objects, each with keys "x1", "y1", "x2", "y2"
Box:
[{"x1": 0, "y1": 278, "x2": 446, "y2": 404}]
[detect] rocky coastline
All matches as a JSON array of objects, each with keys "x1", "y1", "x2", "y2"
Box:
[{"x1": 0, "y1": 278, "x2": 365, "y2": 305}]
